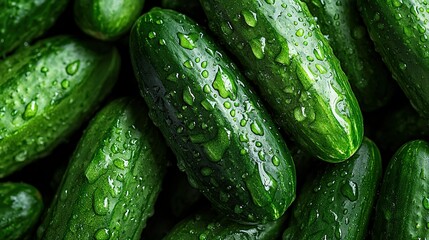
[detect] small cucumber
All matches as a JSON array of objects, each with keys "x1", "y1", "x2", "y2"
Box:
[
  {"x1": 0, "y1": 35, "x2": 120, "y2": 178},
  {"x1": 37, "y1": 97, "x2": 168, "y2": 239},
  {"x1": 0, "y1": 182, "x2": 43, "y2": 240},
  {"x1": 0, "y1": 0, "x2": 69, "y2": 56},
  {"x1": 283, "y1": 137, "x2": 382, "y2": 240},
  {"x1": 199, "y1": 0, "x2": 364, "y2": 162},
  {"x1": 358, "y1": 0, "x2": 429, "y2": 117},
  {"x1": 164, "y1": 209, "x2": 286, "y2": 240},
  {"x1": 372, "y1": 140, "x2": 429, "y2": 238},
  {"x1": 74, "y1": 0, "x2": 145, "y2": 40},
  {"x1": 303, "y1": 0, "x2": 393, "y2": 111},
  {"x1": 130, "y1": 8, "x2": 296, "y2": 223}
]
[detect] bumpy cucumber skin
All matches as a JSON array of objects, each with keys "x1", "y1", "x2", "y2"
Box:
[
  {"x1": 199, "y1": 0, "x2": 364, "y2": 162},
  {"x1": 303, "y1": 0, "x2": 393, "y2": 111},
  {"x1": 372, "y1": 140, "x2": 429, "y2": 239},
  {"x1": 0, "y1": 182, "x2": 43, "y2": 240},
  {"x1": 283, "y1": 137, "x2": 382, "y2": 240},
  {"x1": 0, "y1": 35, "x2": 120, "y2": 178},
  {"x1": 37, "y1": 97, "x2": 167, "y2": 239},
  {"x1": 74, "y1": 0, "x2": 145, "y2": 41},
  {"x1": 130, "y1": 8, "x2": 296, "y2": 223},
  {"x1": 358, "y1": 0, "x2": 429, "y2": 117},
  {"x1": 0, "y1": 0, "x2": 68, "y2": 56},
  {"x1": 163, "y1": 210, "x2": 285, "y2": 240}
]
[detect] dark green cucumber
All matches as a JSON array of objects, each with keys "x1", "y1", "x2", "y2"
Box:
[
  {"x1": 0, "y1": 35, "x2": 120, "y2": 178},
  {"x1": 164, "y1": 209, "x2": 286, "y2": 240},
  {"x1": 74, "y1": 0, "x2": 145, "y2": 40},
  {"x1": 130, "y1": 8, "x2": 296, "y2": 223},
  {"x1": 0, "y1": 182, "x2": 43, "y2": 240},
  {"x1": 358, "y1": 0, "x2": 429, "y2": 117},
  {"x1": 283, "y1": 137, "x2": 382, "y2": 240},
  {"x1": 37, "y1": 97, "x2": 167, "y2": 239},
  {"x1": 199, "y1": 0, "x2": 364, "y2": 162},
  {"x1": 303, "y1": 0, "x2": 393, "y2": 111},
  {"x1": 0, "y1": 0, "x2": 69, "y2": 56},
  {"x1": 372, "y1": 140, "x2": 429, "y2": 238}
]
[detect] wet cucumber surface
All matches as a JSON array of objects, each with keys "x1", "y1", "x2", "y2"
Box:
[
  {"x1": 130, "y1": 8, "x2": 296, "y2": 223},
  {"x1": 0, "y1": 0, "x2": 69, "y2": 56},
  {"x1": 37, "y1": 97, "x2": 168, "y2": 239},
  {"x1": 0, "y1": 182, "x2": 43, "y2": 240},
  {"x1": 373, "y1": 140, "x2": 429, "y2": 238},
  {"x1": 359, "y1": 0, "x2": 429, "y2": 117},
  {"x1": 303, "y1": 0, "x2": 393, "y2": 111},
  {"x1": 199, "y1": 0, "x2": 364, "y2": 163},
  {"x1": 0, "y1": 35, "x2": 120, "y2": 178}
]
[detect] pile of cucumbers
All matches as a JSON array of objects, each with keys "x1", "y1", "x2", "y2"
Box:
[{"x1": 1, "y1": 0, "x2": 429, "y2": 239}]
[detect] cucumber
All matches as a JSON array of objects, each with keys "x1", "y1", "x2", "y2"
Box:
[
  {"x1": 163, "y1": 209, "x2": 286, "y2": 240},
  {"x1": 358, "y1": 0, "x2": 429, "y2": 117},
  {"x1": 302, "y1": 0, "x2": 393, "y2": 111},
  {"x1": 0, "y1": 35, "x2": 120, "y2": 178},
  {"x1": 37, "y1": 97, "x2": 168, "y2": 239},
  {"x1": 283, "y1": 137, "x2": 382, "y2": 240},
  {"x1": 0, "y1": 182, "x2": 43, "y2": 240},
  {"x1": 130, "y1": 8, "x2": 296, "y2": 223},
  {"x1": 74, "y1": 0, "x2": 145, "y2": 41},
  {"x1": 372, "y1": 140, "x2": 429, "y2": 238},
  {"x1": 0, "y1": 0, "x2": 69, "y2": 56},
  {"x1": 199, "y1": 0, "x2": 364, "y2": 162}
]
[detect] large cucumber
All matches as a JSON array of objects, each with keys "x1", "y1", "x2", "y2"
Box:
[
  {"x1": 130, "y1": 8, "x2": 296, "y2": 223},
  {"x1": 0, "y1": 35, "x2": 120, "y2": 178},
  {"x1": 283, "y1": 137, "x2": 382, "y2": 240},
  {"x1": 37, "y1": 97, "x2": 168, "y2": 239},
  {"x1": 358, "y1": 0, "x2": 429, "y2": 117},
  {"x1": 199, "y1": 0, "x2": 364, "y2": 162}
]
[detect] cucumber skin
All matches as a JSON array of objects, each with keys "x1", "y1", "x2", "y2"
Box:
[
  {"x1": 372, "y1": 140, "x2": 429, "y2": 239},
  {"x1": 130, "y1": 8, "x2": 296, "y2": 223},
  {"x1": 199, "y1": 0, "x2": 364, "y2": 162},
  {"x1": 358, "y1": 0, "x2": 429, "y2": 117},
  {"x1": 37, "y1": 97, "x2": 168, "y2": 239},
  {"x1": 303, "y1": 0, "x2": 393, "y2": 111},
  {"x1": 283, "y1": 137, "x2": 382, "y2": 240},
  {"x1": 163, "y1": 210, "x2": 285, "y2": 240},
  {"x1": 0, "y1": 0, "x2": 69, "y2": 56},
  {"x1": 0, "y1": 182, "x2": 43, "y2": 240},
  {"x1": 74, "y1": 0, "x2": 145, "y2": 41},
  {"x1": 0, "y1": 35, "x2": 120, "y2": 178}
]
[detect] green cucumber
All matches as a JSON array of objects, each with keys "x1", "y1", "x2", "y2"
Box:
[
  {"x1": 163, "y1": 209, "x2": 286, "y2": 240},
  {"x1": 74, "y1": 0, "x2": 145, "y2": 41},
  {"x1": 0, "y1": 0, "x2": 69, "y2": 56},
  {"x1": 302, "y1": 0, "x2": 393, "y2": 111},
  {"x1": 37, "y1": 97, "x2": 168, "y2": 239},
  {"x1": 0, "y1": 35, "x2": 120, "y2": 178},
  {"x1": 130, "y1": 8, "x2": 296, "y2": 223},
  {"x1": 358, "y1": 0, "x2": 429, "y2": 117},
  {"x1": 372, "y1": 140, "x2": 429, "y2": 238},
  {"x1": 199, "y1": 0, "x2": 364, "y2": 162},
  {"x1": 283, "y1": 137, "x2": 382, "y2": 240},
  {"x1": 0, "y1": 182, "x2": 43, "y2": 240}
]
